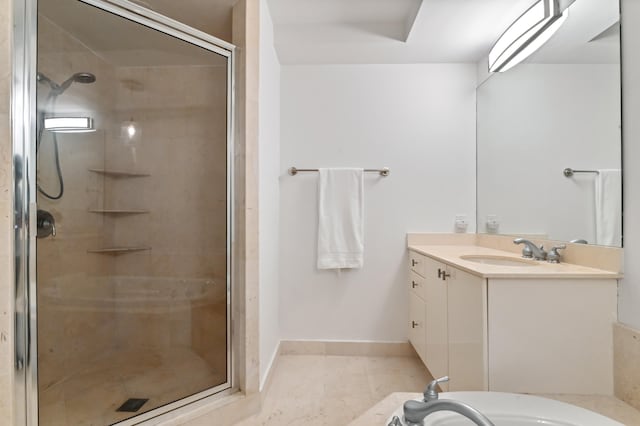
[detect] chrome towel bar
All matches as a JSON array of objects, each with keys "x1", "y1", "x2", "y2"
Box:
[
  {"x1": 288, "y1": 167, "x2": 390, "y2": 177},
  {"x1": 563, "y1": 168, "x2": 599, "y2": 177}
]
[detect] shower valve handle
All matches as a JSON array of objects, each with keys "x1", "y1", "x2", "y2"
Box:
[{"x1": 37, "y1": 209, "x2": 56, "y2": 239}]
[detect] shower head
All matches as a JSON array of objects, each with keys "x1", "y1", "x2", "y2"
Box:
[
  {"x1": 37, "y1": 71, "x2": 96, "y2": 95},
  {"x1": 71, "y1": 72, "x2": 97, "y2": 84},
  {"x1": 57, "y1": 72, "x2": 97, "y2": 93}
]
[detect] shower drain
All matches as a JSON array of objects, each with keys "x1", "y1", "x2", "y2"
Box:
[{"x1": 116, "y1": 398, "x2": 149, "y2": 413}]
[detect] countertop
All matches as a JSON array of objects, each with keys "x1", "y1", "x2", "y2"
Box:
[{"x1": 408, "y1": 245, "x2": 622, "y2": 279}]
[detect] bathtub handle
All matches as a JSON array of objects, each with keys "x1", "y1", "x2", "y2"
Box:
[{"x1": 424, "y1": 376, "x2": 449, "y2": 402}]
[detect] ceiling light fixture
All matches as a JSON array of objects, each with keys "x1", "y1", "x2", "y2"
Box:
[
  {"x1": 44, "y1": 116, "x2": 95, "y2": 133},
  {"x1": 488, "y1": 0, "x2": 568, "y2": 73}
]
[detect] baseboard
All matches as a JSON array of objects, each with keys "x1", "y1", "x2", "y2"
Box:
[
  {"x1": 279, "y1": 340, "x2": 415, "y2": 357},
  {"x1": 259, "y1": 341, "x2": 282, "y2": 397}
]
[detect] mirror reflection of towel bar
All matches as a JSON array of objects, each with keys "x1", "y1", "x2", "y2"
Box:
[{"x1": 563, "y1": 168, "x2": 599, "y2": 177}]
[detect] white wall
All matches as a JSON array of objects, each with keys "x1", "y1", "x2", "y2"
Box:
[
  {"x1": 258, "y1": 0, "x2": 281, "y2": 388},
  {"x1": 279, "y1": 64, "x2": 476, "y2": 341},
  {"x1": 619, "y1": 0, "x2": 640, "y2": 329},
  {"x1": 477, "y1": 64, "x2": 621, "y2": 245}
]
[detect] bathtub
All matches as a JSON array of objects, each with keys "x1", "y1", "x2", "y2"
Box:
[{"x1": 387, "y1": 392, "x2": 623, "y2": 426}]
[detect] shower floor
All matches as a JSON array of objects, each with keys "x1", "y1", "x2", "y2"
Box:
[{"x1": 39, "y1": 346, "x2": 226, "y2": 426}]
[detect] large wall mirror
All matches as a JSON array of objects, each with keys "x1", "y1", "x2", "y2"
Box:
[{"x1": 476, "y1": 0, "x2": 622, "y2": 247}]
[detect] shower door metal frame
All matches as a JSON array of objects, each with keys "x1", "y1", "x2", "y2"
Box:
[{"x1": 12, "y1": 0, "x2": 236, "y2": 424}]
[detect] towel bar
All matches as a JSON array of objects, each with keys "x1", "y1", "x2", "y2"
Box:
[
  {"x1": 288, "y1": 167, "x2": 390, "y2": 177},
  {"x1": 563, "y1": 168, "x2": 599, "y2": 177}
]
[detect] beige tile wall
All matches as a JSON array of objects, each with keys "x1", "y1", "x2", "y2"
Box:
[
  {"x1": 104, "y1": 65, "x2": 228, "y2": 374},
  {"x1": 35, "y1": 14, "x2": 115, "y2": 392},
  {"x1": 0, "y1": 0, "x2": 12, "y2": 421},
  {"x1": 614, "y1": 322, "x2": 640, "y2": 410}
]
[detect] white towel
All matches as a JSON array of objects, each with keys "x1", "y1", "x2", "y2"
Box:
[
  {"x1": 595, "y1": 169, "x2": 622, "y2": 246},
  {"x1": 317, "y1": 168, "x2": 364, "y2": 269}
]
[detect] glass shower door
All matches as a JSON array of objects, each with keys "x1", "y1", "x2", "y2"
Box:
[{"x1": 35, "y1": 0, "x2": 232, "y2": 424}]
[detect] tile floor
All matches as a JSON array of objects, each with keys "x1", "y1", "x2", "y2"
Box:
[
  {"x1": 39, "y1": 347, "x2": 226, "y2": 426},
  {"x1": 234, "y1": 354, "x2": 640, "y2": 426},
  {"x1": 234, "y1": 354, "x2": 433, "y2": 426}
]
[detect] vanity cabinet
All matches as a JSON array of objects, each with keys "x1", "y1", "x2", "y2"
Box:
[
  {"x1": 409, "y1": 252, "x2": 487, "y2": 391},
  {"x1": 408, "y1": 248, "x2": 617, "y2": 395}
]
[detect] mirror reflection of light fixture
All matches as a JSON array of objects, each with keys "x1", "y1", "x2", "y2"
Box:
[
  {"x1": 489, "y1": 0, "x2": 568, "y2": 73},
  {"x1": 44, "y1": 116, "x2": 95, "y2": 133}
]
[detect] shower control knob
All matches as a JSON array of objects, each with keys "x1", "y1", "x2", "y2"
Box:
[{"x1": 37, "y1": 209, "x2": 56, "y2": 239}]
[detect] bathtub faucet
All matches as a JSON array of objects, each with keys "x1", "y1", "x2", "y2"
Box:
[{"x1": 403, "y1": 377, "x2": 495, "y2": 426}]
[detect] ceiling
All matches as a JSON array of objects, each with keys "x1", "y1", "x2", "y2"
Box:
[
  {"x1": 267, "y1": 0, "x2": 620, "y2": 65},
  {"x1": 139, "y1": 0, "x2": 235, "y2": 42},
  {"x1": 268, "y1": 0, "x2": 539, "y2": 64},
  {"x1": 40, "y1": 0, "x2": 620, "y2": 67}
]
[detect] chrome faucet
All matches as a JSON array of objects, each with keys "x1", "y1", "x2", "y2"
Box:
[
  {"x1": 403, "y1": 377, "x2": 495, "y2": 426},
  {"x1": 513, "y1": 238, "x2": 547, "y2": 260},
  {"x1": 547, "y1": 245, "x2": 566, "y2": 263}
]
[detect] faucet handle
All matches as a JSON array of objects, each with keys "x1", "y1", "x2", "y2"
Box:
[
  {"x1": 424, "y1": 376, "x2": 449, "y2": 402},
  {"x1": 547, "y1": 245, "x2": 566, "y2": 263}
]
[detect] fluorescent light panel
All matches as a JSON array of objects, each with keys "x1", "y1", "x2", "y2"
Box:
[
  {"x1": 44, "y1": 116, "x2": 95, "y2": 133},
  {"x1": 489, "y1": 0, "x2": 566, "y2": 73}
]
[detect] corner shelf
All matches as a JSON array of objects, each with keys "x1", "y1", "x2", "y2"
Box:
[
  {"x1": 89, "y1": 168, "x2": 151, "y2": 178},
  {"x1": 87, "y1": 246, "x2": 151, "y2": 255},
  {"x1": 89, "y1": 209, "x2": 150, "y2": 215}
]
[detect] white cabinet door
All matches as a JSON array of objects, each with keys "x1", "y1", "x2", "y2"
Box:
[
  {"x1": 447, "y1": 267, "x2": 487, "y2": 391},
  {"x1": 488, "y1": 279, "x2": 616, "y2": 394},
  {"x1": 423, "y1": 256, "x2": 448, "y2": 388},
  {"x1": 409, "y1": 290, "x2": 426, "y2": 364}
]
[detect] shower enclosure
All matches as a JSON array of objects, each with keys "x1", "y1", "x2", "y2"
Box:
[{"x1": 13, "y1": 0, "x2": 234, "y2": 424}]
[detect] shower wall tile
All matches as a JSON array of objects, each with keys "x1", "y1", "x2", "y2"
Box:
[
  {"x1": 36, "y1": 14, "x2": 116, "y2": 392},
  {"x1": 106, "y1": 64, "x2": 229, "y2": 370}
]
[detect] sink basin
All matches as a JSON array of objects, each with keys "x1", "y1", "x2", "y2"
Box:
[{"x1": 459, "y1": 255, "x2": 537, "y2": 267}]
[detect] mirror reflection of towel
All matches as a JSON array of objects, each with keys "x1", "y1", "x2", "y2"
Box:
[
  {"x1": 317, "y1": 168, "x2": 364, "y2": 269},
  {"x1": 595, "y1": 169, "x2": 622, "y2": 246}
]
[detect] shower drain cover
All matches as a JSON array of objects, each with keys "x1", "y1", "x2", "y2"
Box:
[{"x1": 116, "y1": 398, "x2": 149, "y2": 412}]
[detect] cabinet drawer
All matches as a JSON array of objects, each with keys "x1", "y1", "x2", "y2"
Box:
[
  {"x1": 409, "y1": 291, "x2": 427, "y2": 363},
  {"x1": 409, "y1": 270, "x2": 426, "y2": 300},
  {"x1": 409, "y1": 251, "x2": 426, "y2": 276}
]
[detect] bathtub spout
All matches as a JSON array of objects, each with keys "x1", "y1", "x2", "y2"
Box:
[{"x1": 403, "y1": 399, "x2": 495, "y2": 426}]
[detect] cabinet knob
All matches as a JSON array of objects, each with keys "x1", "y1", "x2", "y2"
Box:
[
  {"x1": 412, "y1": 259, "x2": 419, "y2": 267},
  {"x1": 411, "y1": 281, "x2": 418, "y2": 288},
  {"x1": 411, "y1": 321, "x2": 419, "y2": 328}
]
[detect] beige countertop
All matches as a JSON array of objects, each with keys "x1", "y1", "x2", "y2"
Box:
[{"x1": 408, "y1": 245, "x2": 622, "y2": 279}]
